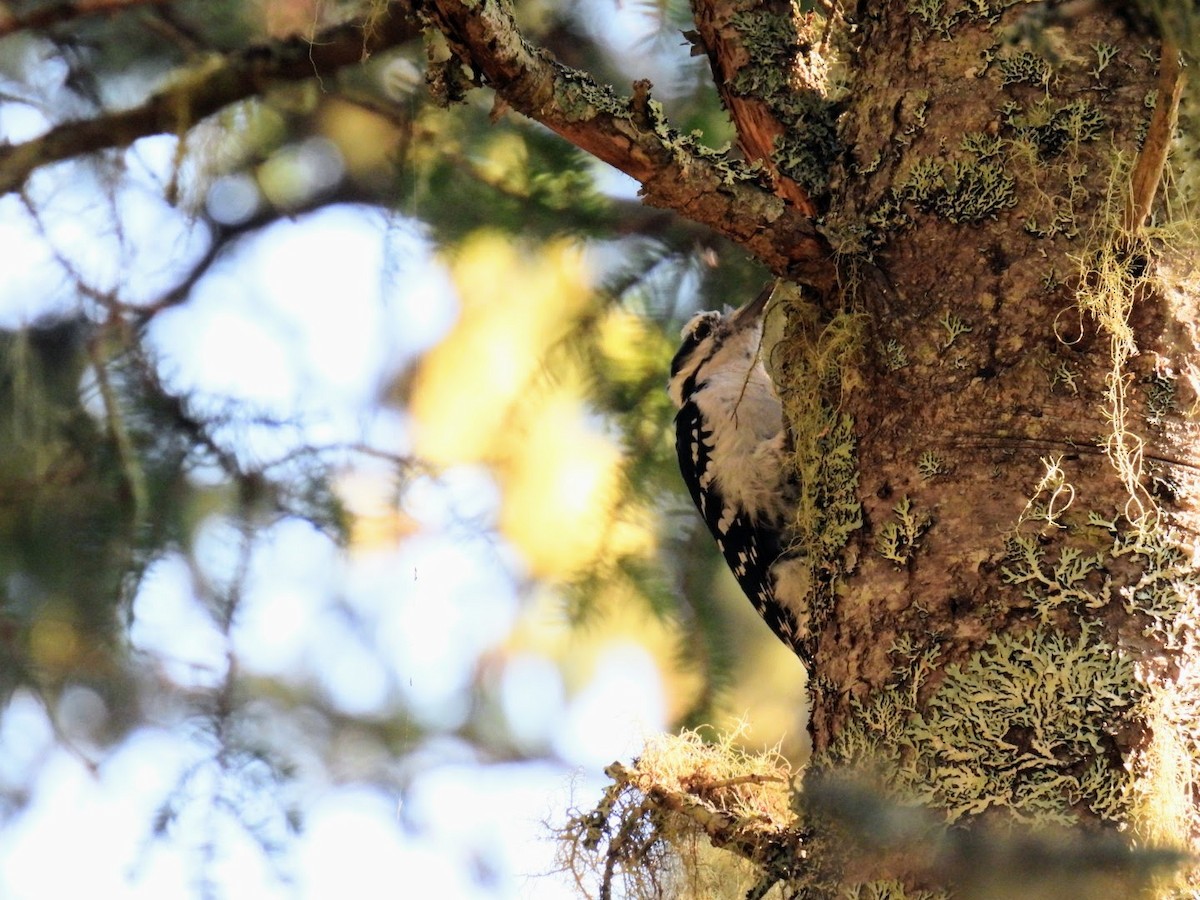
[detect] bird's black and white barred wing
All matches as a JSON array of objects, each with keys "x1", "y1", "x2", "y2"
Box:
[{"x1": 674, "y1": 400, "x2": 806, "y2": 657}]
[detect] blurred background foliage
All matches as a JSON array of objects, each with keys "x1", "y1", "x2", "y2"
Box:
[{"x1": 0, "y1": 0, "x2": 807, "y2": 895}]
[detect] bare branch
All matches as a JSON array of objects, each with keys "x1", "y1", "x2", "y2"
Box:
[
  {"x1": 0, "y1": 4, "x2": 422, "y2": 196},
  {"x1": 421, "y1": 0, "x2": 835, "y2": 288},
  {"x1": 131, "y1": 180, "x2": 391, "y2": 324},
  {"x1": 1124, "y1": 41, "x2": 1184, "y2": 234}
]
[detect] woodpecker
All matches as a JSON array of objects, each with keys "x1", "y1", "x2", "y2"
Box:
[{"x1": 667, "y1": 284, "x2": 811, "y2": 663}]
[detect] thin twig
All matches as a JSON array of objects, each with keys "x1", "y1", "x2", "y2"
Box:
[
  {"x1": 0, "y1": 0, "x2": 168, "y2": 39},
  {"x1": 1124, "y1": 41, "x2": 1184, "y2": 234},
  {"x1": 0, "y1": 4, "x2": 421, "y2": 195}
]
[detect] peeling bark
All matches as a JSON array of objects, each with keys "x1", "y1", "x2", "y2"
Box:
[
  {"x1": 421, "y1": 0, "x2": 836, "y2": 287},
  {"x1": 690, "y1": 0, "x2": 824, "y2": 214}
]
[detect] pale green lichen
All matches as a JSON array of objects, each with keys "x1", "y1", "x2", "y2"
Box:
[
  {"x1": 937, "y1": 159, "x2": 1017, "y2": 222},
  {"x1": 897, "y1": 155, "x2": 1017, "y2": 224},
  {"x1": 775, "y1": 106, "x2": 842, "y2": 196},
  {"x1": 899, "y1": 157, "x2": 944, "y2": 205},
  {"x1": 907, "y1": 0, "x2": 1024, "y2": 36},
  {"x1": 1091, "y1": 513, "x2": 1200, "y2": 647},
  {"x1": 1145, "y1": 371, "x2": 1177, "y2": 424},
  {"x1": 1001, "y1": 534, "x2": 1108, "y2": 621},
  {"x1": 1050, "y1": 361, "x2": 1080, "y2": 394},
  {"x1": 641, "y1": 97, "x2": 742, "y2": 174},
  {"x1": 844, "y1": 880, "x2": 947, "y2": 900},
  {"x1": 918, "y1": 450, "x2": 948, "y2": 480},
  {"x1": 826, "y1": 625, "x2": 1141, "y2": 828},
  {"x1": 895, "y1": 90, "x2": 931, "y2": 146},
  {"x1": 1001, "y1": 449, "x2": 1198, "y2": 636},
  {"x1": 823, "y1": 682, "x2": 914, "y2": 771},
  {"x1": 998, "y1": 498, "x2": 1200, "y2": 647},
  {"x1": 938, "y1": 312, "x2": 972, "y2": 349},
  {"x1": 960, "y1": 131, "x2": 1005, "y2": 159},
  {"x1": 883, "y1": 339, "x2": 909, "y2": 371},
  {"x1": 728, "y1": 9, "x2": 808, "y2": 97},
  {"x1": 904, "y1": 624, "x2": 1139, "y2": 826},
  {"x1": 1003, "y1": 97, "x2": 1107, "y2": 158},
  {"x1": 1000, "y1": 50, "x2": 1051, "y2": 87},
  {"x1": 908, "y1": 0, "x2": 950, "y2": 37},
  {"x1": 823, "y1": 474, "x2": 1197, "y2": 835},
  {"x1": 842, "y1": 29, "x2": 1121, "y2": 259},
  {"x1": 1091, "y1": 42, "x2": 1118, "y2": 80},
  {"x1": 727, "y1": 9, "x2": 842, "y2": 198},
  {"x1": 876, "y1": 496, "x2": 931, "y2": 565},
  {"x1": 1024, "y1": 208, "x2": 1080, "y2": 239}
]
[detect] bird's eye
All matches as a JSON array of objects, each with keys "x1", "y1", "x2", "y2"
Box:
[
  {"x1": 680, "y1": 311, "x2": 719, "y2": 343},
  {"x1": 670, "y1": 312, "x2": 721, "y2": 377}
]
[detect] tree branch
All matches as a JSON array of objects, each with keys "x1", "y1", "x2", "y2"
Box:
[
  {"x1": 0, "y1": 0, "x2": 167, "y2": 38},
  {"x1": 0, "y1": 4, "x2": 421, "y2": 195},
  {"x1": 689, "y1": 0, "x2": 821, "y2": 216},
  {"x1": 4, "y1": 0, "x2": 835, "y2": 285},
  {"x1": 421, "y1": 0, "x2": 835, "y2": 288}
]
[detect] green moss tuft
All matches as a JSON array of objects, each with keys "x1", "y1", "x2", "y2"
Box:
[{"x1": 772, "y1": 291, "x2": 864, "y2": 628}]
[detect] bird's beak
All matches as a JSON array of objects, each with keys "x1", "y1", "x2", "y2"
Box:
[{"x1": 730, "y1": 282, "x2": 775, "y2": 328}]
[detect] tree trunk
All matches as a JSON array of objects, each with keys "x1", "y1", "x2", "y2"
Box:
[
  {"x1": 780, "y1": 0, "x2": 1200, "y2": 888},
  {"x1": 415, "y1": 0, "x2": 1200, "y2": 892}
]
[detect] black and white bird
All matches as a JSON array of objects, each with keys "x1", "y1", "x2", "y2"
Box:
[{"x1": 667, "y1": 285, "x2": 811, "y2": 663}]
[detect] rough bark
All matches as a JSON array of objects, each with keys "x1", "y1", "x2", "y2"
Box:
[
  {"x1": 689, "y1": 0, "x2": 829, "y2": 214},
  {"x1": 782, "y1": 0, "x2": 1200, "y2": 889}
]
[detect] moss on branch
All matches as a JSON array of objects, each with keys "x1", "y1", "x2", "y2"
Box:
[{"x1": 422, "y1": 0, "x2": 836, "y2": 288}]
